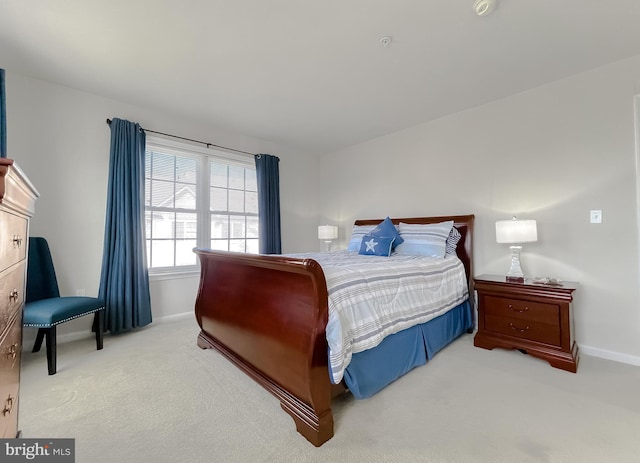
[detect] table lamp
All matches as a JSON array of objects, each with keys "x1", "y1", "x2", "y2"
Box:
[
  {"x1": 318, "y1": 225, "x2": 338, "y2": 252},
  {"x1": 495, "y1": 217, "x2": 537, "y2": 282}
]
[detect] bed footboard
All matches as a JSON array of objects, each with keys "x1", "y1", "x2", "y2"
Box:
[{"x1": 193, "y1": 249, "x2": 333, "y2": 446}]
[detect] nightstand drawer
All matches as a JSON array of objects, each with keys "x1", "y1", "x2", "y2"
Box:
[
  {"x1": 485, "y1": 314, "x2": 561, "y2": 346},
  {"x1": 484, "y1": 295, "x2": 559, "y2": 325}
]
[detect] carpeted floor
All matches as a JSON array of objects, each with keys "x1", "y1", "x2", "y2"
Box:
[{"x1": 18, "y1": 316, "x2": 640, "y2": 463}]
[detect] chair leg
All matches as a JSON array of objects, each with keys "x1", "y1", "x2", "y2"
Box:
[
  {"x1": 45, "y1": 326, "x2": 57, "y2": 375},
  {"x1": 94, "y1": 310, "x2": 104, "y2": 351},
  {"x1": 32, "y1": 329, "x2": 46, "y2": 353}
]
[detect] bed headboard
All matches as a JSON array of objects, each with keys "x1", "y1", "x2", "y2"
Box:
[{"x1": 353, "y1": 214, "x2": 475, "y2": 301}]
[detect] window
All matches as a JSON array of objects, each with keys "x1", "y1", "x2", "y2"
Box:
[{"x1": 145, "y1": 137, "x2": 258, "y2": 273}]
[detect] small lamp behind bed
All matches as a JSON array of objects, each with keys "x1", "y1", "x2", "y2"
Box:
[
  {"x1": 318, "y1": 225, "x2": 338, "y2": 252},
  {"x1": 496, "y1": 216, "x2": 537, "y2": 283}
]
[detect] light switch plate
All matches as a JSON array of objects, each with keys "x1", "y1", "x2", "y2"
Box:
[{"x1": 590, "y1": 210, "x2": 602, "y2": 224}]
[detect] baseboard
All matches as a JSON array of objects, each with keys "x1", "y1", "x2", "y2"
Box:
[
  {"x1": 580, "y1": 344, "x2": 640, "y2": 367},
  {"x1": 153, "y1": 311, "x2": 194, "y2": 323},
  {"x1": 39, "y1": 311, "x2": 194, "y2": 345}
]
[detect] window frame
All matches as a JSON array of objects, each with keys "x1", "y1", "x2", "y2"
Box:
[{"x1": 145, "y1": 136, "x2": 257, "y2": 276}]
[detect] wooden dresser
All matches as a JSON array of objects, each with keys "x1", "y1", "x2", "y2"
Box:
[
  {"x1": 0, "y1": 158, "x2": 38, "y2": 438},
  {"x1": 473, "y1": 274, "x2": 579, "y2": 373}
]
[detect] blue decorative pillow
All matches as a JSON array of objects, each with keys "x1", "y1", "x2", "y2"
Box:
[
  {"x1": 445, "y1": 226, "x2": 462, "y2": 256},
  {"x1": 358, "y1": 234, "x2": 396, "y2": 257},
  {"x1": 367, "y1": 217, "x2": 403, "y2": 249},
  {"x1": 394, "y1": 220, "x2": 454, "y2": 258}
]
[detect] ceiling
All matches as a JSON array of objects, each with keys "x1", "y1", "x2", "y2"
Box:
[{"x1": 2, "y1": 1, "x2": 640, "y2": 155}]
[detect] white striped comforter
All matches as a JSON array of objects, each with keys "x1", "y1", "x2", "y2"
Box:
[{"x1": 289, "y1": 251, "x2": 469, "y2": 384}]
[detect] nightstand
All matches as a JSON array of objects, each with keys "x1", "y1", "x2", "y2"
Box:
[{"x1": 473, "y1": 274, "x2": 579, "y2": 373}]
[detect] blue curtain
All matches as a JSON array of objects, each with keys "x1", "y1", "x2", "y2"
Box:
[
  {"x1": 1, "y1": 68, "x2": 7, "y2": 158},
  {"x1": 255, "y1": 154, "x2": 281, "y2": 254},
  {"x1": 98, "y1": 118, "x2": 152, "y2": 334}
]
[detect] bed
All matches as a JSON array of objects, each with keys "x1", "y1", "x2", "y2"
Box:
[{"x1": 193, "y1": 214, "x2": 474, "y2": 446}]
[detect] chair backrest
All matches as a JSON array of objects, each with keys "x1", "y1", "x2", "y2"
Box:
[{"x1": 26, "y1": 237, "x2": 61, "y2": 303}]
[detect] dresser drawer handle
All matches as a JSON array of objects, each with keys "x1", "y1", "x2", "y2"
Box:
[
  {"x1": 7, "y1": 343, "x2": 19, "y2": 360},
  {"x1": 8, "y1": 289, "x2": 19, "y2": 303},
  {"x1": 509, "y1": 322, "x2": 530, "y2": 333},
  {"x1": 2, "y1": 395, "x2": 14, "y2": 416},
  {"x1": 12, "y1": 235, "x2": 23, "y2": 248},
  {"x1": 508, "y1": 304, "x2": 529, "y2": 313}
]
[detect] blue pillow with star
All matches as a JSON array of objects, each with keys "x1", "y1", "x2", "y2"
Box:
[
  {"x1": 358, "y1": 234, "x2": 396, "y2": 256},
  {"x1": 369, "y1": 217, "x2": 403, "y2": 249}
]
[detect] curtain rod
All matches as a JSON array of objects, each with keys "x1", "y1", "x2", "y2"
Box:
[{"x1": 105, "y1": 118, "x2": 256, "y2": 157}]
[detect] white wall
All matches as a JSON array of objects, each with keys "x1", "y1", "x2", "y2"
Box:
[
  {"x1": 319, "y1": 55, "x2": 640, "y2": 365},
  {"x1": 6, "y1": 72, "x2": 320, "y2": 341},
  {"x1": 10, "y1": 53, "x2": 640, "y2": 365}
]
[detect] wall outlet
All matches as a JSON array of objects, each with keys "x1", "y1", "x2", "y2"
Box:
[
  {"x1": 75, "y1": 289, "x2": 86, "y2": 296},
  {"x1": 590, "y1": 210, "x2": 602, "y2": 224}
]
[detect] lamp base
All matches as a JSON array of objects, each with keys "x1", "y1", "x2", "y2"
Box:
[{"x1": 505, "y1": 245, "x2": 525, "y2": 281}]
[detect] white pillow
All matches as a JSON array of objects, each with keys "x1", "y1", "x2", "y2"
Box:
[
  {"x1": 346, "y1": 225, "x2": 376, "y2": 251},
  {"x1": 394, "y1": 221, "x2": 454, "y2": 258}
]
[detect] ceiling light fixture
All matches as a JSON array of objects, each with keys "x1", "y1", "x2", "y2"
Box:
[{"x1": 473, "y1": 0, "x2": 498, "y2": 16}]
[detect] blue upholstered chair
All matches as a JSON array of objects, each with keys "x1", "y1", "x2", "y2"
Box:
[{"x1": 24, "y1": 237, "x2": 105, "y2": 375}]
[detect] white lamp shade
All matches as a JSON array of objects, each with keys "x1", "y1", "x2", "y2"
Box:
[
  {"x1": 318, "y1": 225, "x2": 338, "y2": 240},
  {"x1": 495, "y1": 219, "x2": 537, "y2": 244}
]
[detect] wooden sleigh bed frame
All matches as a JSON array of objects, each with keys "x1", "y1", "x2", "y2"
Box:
[{"x1": 193, "y1": 214, "x2": 474, "y2": 446}]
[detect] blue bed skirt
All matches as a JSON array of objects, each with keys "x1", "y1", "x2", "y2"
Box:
[{"x1": 341, "y1": 299, "x2": 472, "y2": 399}]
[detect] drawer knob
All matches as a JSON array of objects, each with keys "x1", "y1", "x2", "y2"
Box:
[
  {"x1": 12, "y1": 235, "x2": 23, "y2": 248},
  {"x1": 509, "y1": 322, "x2": 530, "y2": 333},
  {"x1": 508, "y1": 304, "x2": 529, "y2": 313},
  {"x1": 2, "y1": 395, "x2": 14, "y2": 416}
]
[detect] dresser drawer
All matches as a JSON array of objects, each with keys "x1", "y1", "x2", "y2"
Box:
[
  {"x1": 0, "y1": 385, "x2": 18, "y2": 438},
  {"x1": 0, "y1": 210, "x2": 28, "y2": 270},
  {"x1": 484, "y1": 295, "x2": 559, "y2": 325},
  {"x1": 0, "y1": 313, "x2": 22, "y2": 438},
  {"x1": 0, "y1": 262, "x2": 25, "y2": 337}
]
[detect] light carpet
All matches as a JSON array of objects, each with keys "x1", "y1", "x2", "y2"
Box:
[{"x1": 18, "y1": 316, "x2": 640, "y2": 463}]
